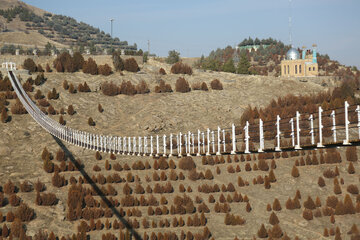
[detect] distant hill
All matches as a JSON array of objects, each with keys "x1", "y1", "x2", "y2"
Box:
[{"x1": 0, "y1": 0, "x2": 137, "y2": 54}]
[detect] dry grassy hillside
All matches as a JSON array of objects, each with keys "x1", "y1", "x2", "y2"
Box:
[
  {"x1": 0, "y1": 58, "x2": 359, "y2": 239},
  {"x1": 0, "y1": 31, "x2": 67, "y2": 49}
]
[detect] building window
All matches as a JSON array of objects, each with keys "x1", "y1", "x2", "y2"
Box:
[
  {"x1": 287, "y1": 65, "x2": 289, "y2": 74},
  {"x1": 313, "y1": 67, "x2": 315, "y2": 71},
  {"x1": 299, "y1": 65, "x2": 302, "y2": 73},
  {"x1": 284, "y1": 65, "x2": 286, "y2": 74},
  {"x1": 295, "y1": 65, "x2": 297, "y2": 74},
  {"x1": 309, "y1": 67, "x2": 311, "y2": 71}
]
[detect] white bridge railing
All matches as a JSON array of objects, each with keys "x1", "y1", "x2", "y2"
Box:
[{"x1": 5, "y1": 62, "x2": 360, "y2": 157}]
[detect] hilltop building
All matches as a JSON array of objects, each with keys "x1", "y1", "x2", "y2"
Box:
[{"x1": 281, "y1": 45, "x2": 318, "y2": 77}]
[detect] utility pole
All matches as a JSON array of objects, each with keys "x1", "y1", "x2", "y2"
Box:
[{"x1": 110, "y1": 19, "x2": 114, "y2": 38}]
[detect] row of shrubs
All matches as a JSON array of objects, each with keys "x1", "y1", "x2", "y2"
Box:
[
  {"x1": 101, "y1": 78, "x2": 223, "y2": 97},
  {"x1": 101, "y1": 80, "x2": 149, "y2": 96}
]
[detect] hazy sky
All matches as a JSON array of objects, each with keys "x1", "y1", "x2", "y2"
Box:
[{"x1": 23, "y1": 0, "x2": 360, "y2": 67}]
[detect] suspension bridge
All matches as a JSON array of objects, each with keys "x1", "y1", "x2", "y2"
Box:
[{"x1": 4, "y1": 62, "x2": 360, "y2": 158}]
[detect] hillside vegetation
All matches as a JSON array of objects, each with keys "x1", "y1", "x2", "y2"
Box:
[
  {"x1": 197, "y1": 37, "x2": 356, "y2": 78},
  {"x1": 0, "y1": 0, "x2": 137, "y2": 53}
]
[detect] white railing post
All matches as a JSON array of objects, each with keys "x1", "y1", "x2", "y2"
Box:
[
  {"x1": 128, "y1": 136, "x2": 131, "y2": 155},
  {"x1": 100, "y1": 135, "x2": 103, "y2": 152},
  {"x1": 258, "y1": 119, "x2": 264, "y2": 152},
  {"x1": 185, "y1": 134, "x2": 189, "y2": 156},
  {"x1": 295, "y1": 111, "x2": 302, "y2": 150},
  {"x1": 244, "y1": 121, "x2": 250, "y2": 154},
  {"x1": 202, "y1": 132, "x2": 205, "y2": 155},
  {"x1": 96, "y1": 135, "x2": 99, "y2": 151},
  {"x1": 90, "y1": 134, "x2": 93, "y2": 150},
  {"x1": 317, "y1": 106, "x2": 324, "y2": 148},
  {"x1": 109, "y1": 136, "x2": 112, "y2": 153},
  {"x1": 231, "y1": 124, "x2": 236, "y2": 154},
  {"x1": 133, "y1": 137, "x2": 136, "y2": 155},
  {"x1": 188, "y1": 131, "x2": 191, "y2": 155},
  {"x1": 216, "y1": 127, "x2": 221, "y2": 155},
  {"x1": 192, "y1": 133, "x2": 195, "y2": 154},
  {"x1": 156, "y1": 135, "x2": 159, "y2": 157},
  {"x1": 343, "y1": 101, "x2": 351, "y2": 145},
  {"x1": 290, "y1": 118, "x2": 295, "y2": 147},
  {"x1": 150, "y1": 136, "x2": 153, "y2": 156},
  {"x1": 163, "y1": 135, "x2": 167, "y2": 157},
  {"x1": 138, "y1": 136, "x2": 142, "y2": 156},
  {"x1": 331, "y1": 110, "x2": 337, "y2": 142},
  {"x1": 118, "y1": 137, "x2": 122, "y2": 154},
  {"x1": 356, "y1": 105, "x2": 360, "y2": 139},
  {"x1": 179, "y1": 132, "x2": 182, "y2": 157},
  {"x1": 197, "y1": 130, "x2": 201, "y2": 156},
  {"x1": 275, "y1": 115, "x2": 281, "y2": 151},
  {"x1": 206, "y1": 128, "x2": 211, "y2": 156},
  {"x1": 123, "y1": 137, "x2": 126, "y2": 155},
  {"x1": 176, "y1": 134, "x2": 180, "y2": 156},
  {"x1": 103, "y1": 135, "x2": 107, "y2": 153},
  {"x1": 144, "y1": 136, "x2": 147, "y2": 156},
  {"x1": 222, "y1": 129, "x2": 226, "y2": 152},
  {"x1": 309, "y1": 115, "x2": 314, "y2": 145},
  {"x1": 211, "y1": 131, "x2": 215, "y2": 154},
  {"x1": 169, "y1": 134, "x2": 173, "y2": 157}
]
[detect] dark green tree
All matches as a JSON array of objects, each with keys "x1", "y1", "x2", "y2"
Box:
[
  {"x1": 223, "y1": 58, "x2": 236, "y2": 73},
  {"x1": 112, "y1": 51, "x2": 124, "y2": 71},
  {"x1": 166, "y1": 50, "x2": 180, "y2": 64},
  {"x1": 237, "y1": 53, "x2": 250, "y2": 74}
]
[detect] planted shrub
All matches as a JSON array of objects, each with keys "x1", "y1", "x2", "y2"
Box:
[
  {"x1": 23, "y1": 58, "x2": 37, "y2": 73},
  {"x1": 136, "y1": 80, "x2": 150, "y2": 94},
  {"x1": 52, "y1": 171, "x2": 66, "y2": 188},
  {"x1": 1, "y1": 108, "x2": 8, "y2": 123},
  {"x1": 68, "y1": 83, "x2": 76, "y2": 93},
  {"x1": 20, "y1": 181, "x2": 32, "y2": 192},
  {"x1": 15, "y1": 203, "x2": 34, "y2": 221},
  {"x1": 304, "y1": 196, "x2": 316, "y2": 210},
  {"x1": 9, "y1": 194, "x2": 20, "y2": 206},
  {"x1": 35, "y1": 179, "x2": 45, "y2": 192},
  {"x1": 83, "y1": 58, "x2": 98, "y2": 75},
  {"x1": 201, "y1": 82, "x2": 208, "y2": 91},
  {"x1": 124, "y1": 58, "x2": 139, "y2": 72},
  {"x1": 257, "y1": 224, "x2": 268, "y2": 238},
  {"x1": 154, "y1": 79, "x2": 172, "y2": 93},
  {"x1": 273, "y1": 198, "x2": 282, "y2": 211},
  {"x1": 347, "y1": 184, "x2": 359, "y2": 195},
  {"x1": 171, "y1": 62, "x2": 192, "y2": 75},
  {"x1": 291, "y1": 165, "x2": 300, "y2": 177},
  {"x1": 11, "y1": 99, "x2": 27, "y2": 114},
  {"x1": 179, "y1": 156, "x2": 196, "y2": 170},
  {"x1": 303, "y1": 209, "x2": 313, "y2": 220},
  {"x1": 175, "y1": 77, "x2": 191, "y2": 93},
  {"x1": 318, "y1": 177, "x2": 326, "y2": 187},
  {"x1": 210, "y1": 79, "x2": 223, "y2": 90},
  {"x1": 88, "y1": 117, "x2": 95, "y2": 126},
  {"x1": 4, "y1": 180, "x2": 15, "y2": 194},
  {"x1": 159, "y1": 68, "x2": 166, "y2": 75},
  {"x1": 98, "y1": 64, "x2": 112, "y2": 76},
  {"x1": 346, "y1": 146, "x2": 358, "y2": 162},
  {"x1": 59, "y1": 115, "x2": 65, "y2": 125},
  {"x1": 98, "y1": 103, "x2": 104, "y2": 113},
  {"x1": 348, "y1": 162, "x2": 355, "y2": 174},
  {"x1": 47, "y1": 88, "x2": 59, "y2": 100},
  {"x1": 78, "y1": 82, "x2": 91, "y2": 92}
]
